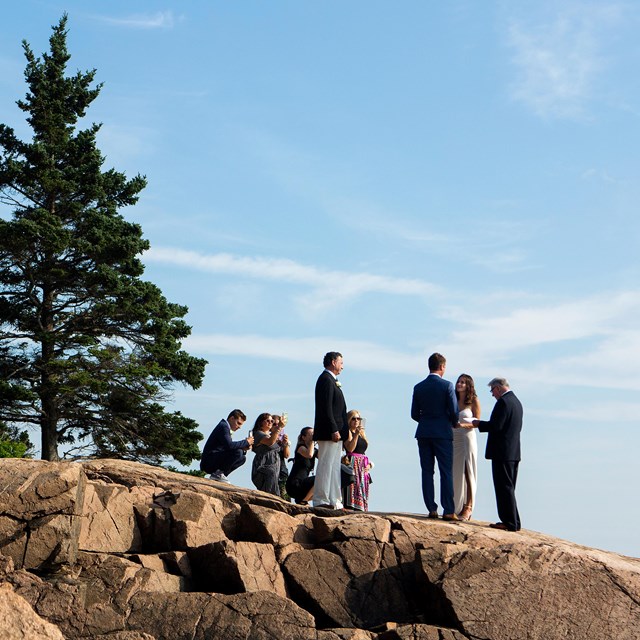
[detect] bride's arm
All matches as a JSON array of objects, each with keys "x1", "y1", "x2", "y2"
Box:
[{"x1": 472, "y1": 397, "x2": 481, "y2": 420}]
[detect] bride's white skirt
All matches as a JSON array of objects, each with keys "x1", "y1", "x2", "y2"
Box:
[{"x1": 453, "y1": 425, "x2": 478, "y2": 513}]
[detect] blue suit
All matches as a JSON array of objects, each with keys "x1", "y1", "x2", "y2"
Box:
[
  {"x1": 411, "y1": 373, "x2": 458, "y2": 515},
  {"x1": 200, "y1": 419, "x2": 251, "y2": 477}
]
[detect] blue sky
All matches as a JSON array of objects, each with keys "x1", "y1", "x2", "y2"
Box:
[{"x1": 2, "y1": 1, "x2": 639, "y2": 557}]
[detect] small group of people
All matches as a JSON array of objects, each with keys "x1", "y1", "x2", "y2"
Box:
[
  {"x1": 200, "y1": 349, "x2": 523, "y2": 531},
  {"x1": 199, "y1": 352, "x2": 374, "y2": 511},
  {"x1": 285, "y1": 406, "x2": 372, "y2": 509},
  {"x1": 412, "y1": 352, "x2": 523, "y2": 531},
  {"x1": 199, "y1": 410, "x2": 297, "y2": 497}
]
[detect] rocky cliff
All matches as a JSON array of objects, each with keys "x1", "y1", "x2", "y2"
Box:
[{"x1": 0, "y1": 458, "x2": 638, "y2": 639}]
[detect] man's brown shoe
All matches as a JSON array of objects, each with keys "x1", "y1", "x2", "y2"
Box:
[
  {"x1": 442, "y1": 513, "x2": 458, "y2": 521},
  {"x1": 427, "y1": 511, "x2": 439, "y2": 519}
]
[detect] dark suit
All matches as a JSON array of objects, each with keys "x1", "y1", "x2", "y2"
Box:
[
  {"x1": 314, "y1": 370, "x2": 348, "y2": 441},
  {"x1": 200, "y1": 419, "x2": 251, "y2": 476},
  {"x1": 313, "y1": 370, "x2": 347, "y2": 507},
  {"x1": 411, "y1": 373, "x2": 458, "y2": 515},
  {"x1": 477, "y1": 390, "x2": 523, "y2": 531}
]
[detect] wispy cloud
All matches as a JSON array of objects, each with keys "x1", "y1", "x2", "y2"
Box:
[
  {"x1": 242, "y1": 129, "x2": 535, "y2": 271},
  {"x1": 96, "y1": 11, "x2": 181, "y2": 30},
  {"x1": 185, "y1": 334, "x2": 426, "y2": 375},
  {"x1": 444, "y1": 290, "x2": 640, "y2": 390},
  {"x1": 450, "y1": 293, "x2": 630, "y2": 354},
  {"x1": 530, "y1": 400, "x2": 640, "y2": 422},
  {"x1": 507, "y1": 4, "x2": 623, "y2": 119},
  {"x1": 145, "y1": 247, "x2": 440, "y2": 313},
  {"x1": 185, "y1": 289, "x2": 640, "y2": 390},
  {"x1": 581, "y1": 168, "x2": 623, "y2": 184}
]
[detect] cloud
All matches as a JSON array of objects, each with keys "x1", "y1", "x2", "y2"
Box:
[
  {"x1": 450, "y1": 294, "x2": 625, "y2": 354},
  {"x1": 147, "y1": 245, "x2": 640, "y2": 390},
  {"x1": 180, "y1": 289, "x2": 640, "y2": 389},
  {"x1": 529, "y1": 404, "x2": 618, "y2": 422},
  {"x1": 506, "y1": 4, "x2": 623, "y2": 119},
  {"x1": 185, "y1": 334, "x2": 426, "y2": 375},
  {"x1": 529, "y1": 329, "x2": 640, "y2": 389},
  {"x1": 145, "y1": 246, "x2": 440, "y2": 312},
  {"x1": 443, "y1": 290, "x2": 640, "y2": 390},
  {"x1": 581, "y1": 168, "x2": 622, "y2": 184},
  {"x1": 240, "y1": 130, "x2": 536, "y2": 272},
  {"x1": 96, "y1": 11, "x2": 181, "y2": 30}
]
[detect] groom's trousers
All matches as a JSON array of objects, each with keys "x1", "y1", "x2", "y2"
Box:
[{"x1": 417, "y1": 437, "x2": 455, "y2": 515}]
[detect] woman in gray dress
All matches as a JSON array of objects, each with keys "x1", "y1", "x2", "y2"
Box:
[{"x1": 251, "y1": 413, "x2": 283, "y2": 496}]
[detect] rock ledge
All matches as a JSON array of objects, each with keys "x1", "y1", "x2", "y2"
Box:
[{"x1": 1, "y1": 459, "x2": 638, "y2": 639}]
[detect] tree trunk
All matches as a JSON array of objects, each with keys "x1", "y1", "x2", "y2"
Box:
[
  {"x1": 40, "y1": 284, "x2": 59, "y2": 461},
  {"x1": 41, "y1": 410, "x2": 60, "y2": 461}
]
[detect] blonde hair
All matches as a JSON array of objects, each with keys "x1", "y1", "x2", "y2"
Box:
[{"x1": 346, "y1": 409, "x2": 367, "y2": 443}]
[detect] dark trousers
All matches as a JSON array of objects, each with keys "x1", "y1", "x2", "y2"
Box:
[
  {"x1": 491, "y1": 460, "x2": 521, "y2": 531},
  {"x1": 417, "y1": 437, "x2": 454, "y2": 515},
  {"x1": 201, "y1": 449, "x2": 246, "y2": 476}
]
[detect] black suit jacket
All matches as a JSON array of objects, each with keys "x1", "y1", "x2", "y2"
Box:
[
  {"x1": 477, "y1": 390, "x2": 523, "y2": 461},
  {"x1": 313, "y1": 370, "x2": 348, "y2": 441}
]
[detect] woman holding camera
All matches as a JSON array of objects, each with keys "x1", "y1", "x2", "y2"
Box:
[
  {"x1": 251, "y1": 413, "x2": 284, "y2": 496},
  {"x1": 342, "y1": 410, "x2": 373, "y2": 511}
]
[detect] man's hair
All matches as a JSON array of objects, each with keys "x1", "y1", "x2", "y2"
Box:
[
  {"x1": 227, "y1": 409, "x2": 246, "y2": 421},
  {"x1": 323, "y1": 351, "x2": 342, "y2": 368},
  {"x1": 488, "y1": 377, "x2": 509, "y2": 389},
  {"x1": 428, "y1": 352, "x2": 446, "y2": 372}
]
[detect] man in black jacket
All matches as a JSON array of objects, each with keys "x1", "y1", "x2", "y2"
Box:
[
  {"x1": 471, "y1": 377, "x2": 523, "y2": 531},
  {"x1": 313, "y1": 351, "x2": 348, "y2": 508}
]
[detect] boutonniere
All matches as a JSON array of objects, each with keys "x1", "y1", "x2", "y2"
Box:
[{"x1": 336, "y1": 381, "x2": 342, "y2": 388}]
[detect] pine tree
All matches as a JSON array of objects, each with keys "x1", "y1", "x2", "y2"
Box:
[{"x1": 0, "y1": 15, "x2": 207, "y2": 464}]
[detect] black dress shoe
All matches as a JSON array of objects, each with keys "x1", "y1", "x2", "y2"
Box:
[{"x1": 490, "y1": 522, "x2": 516, "y2": 531}]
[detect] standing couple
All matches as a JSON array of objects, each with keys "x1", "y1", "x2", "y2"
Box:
[{"x1": 411, "y1": 352, "x2": 523, "y2": 531}]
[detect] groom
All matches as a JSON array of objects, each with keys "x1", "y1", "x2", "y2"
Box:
[{"x1": 411, "y1": 352, "x2": 459, "y2": 520}]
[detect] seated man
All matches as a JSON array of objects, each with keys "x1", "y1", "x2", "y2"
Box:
[{"x1": 200, "y1": 409, "x2": 253, "y2": 483}]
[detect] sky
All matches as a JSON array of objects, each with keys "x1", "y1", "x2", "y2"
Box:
[{"x1": 1, "y1": 1, "x2": 639, "y2": 558}]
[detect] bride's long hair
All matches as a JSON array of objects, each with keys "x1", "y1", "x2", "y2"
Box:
[{"x1": 456, "y1": 374, "x2": 477, "y2": 407}]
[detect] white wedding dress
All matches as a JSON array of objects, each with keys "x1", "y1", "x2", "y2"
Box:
[{"x1": 453, "y1": 406, "x2": 478, "y2": 515}]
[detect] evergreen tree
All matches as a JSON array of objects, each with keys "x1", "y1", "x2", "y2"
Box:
[
  {"x1": 0, "y1": 15, "x2": 207, "y2": 464},
  {"x1": 0, "y1": 422, "x2": 32, "y2": 458},
  {"x1": 0, "y1": 342, "x2": 34, "y2": 457}
]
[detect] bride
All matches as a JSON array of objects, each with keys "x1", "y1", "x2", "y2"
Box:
[{"x1": 453, "y1": 374, "x2": 480, "y2": 520}]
